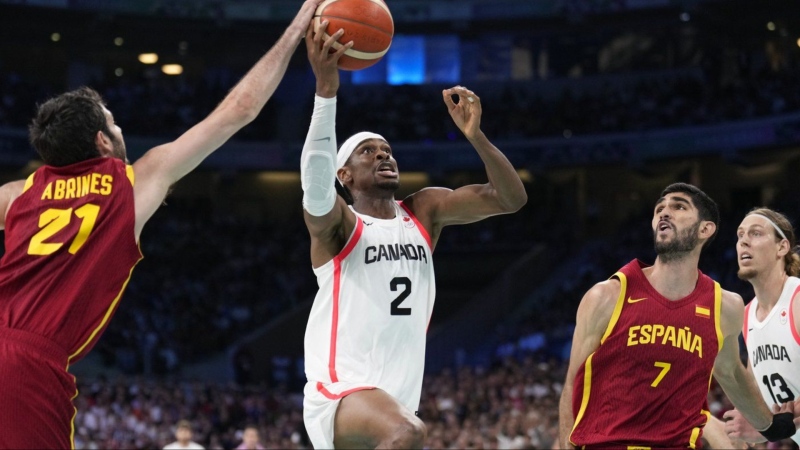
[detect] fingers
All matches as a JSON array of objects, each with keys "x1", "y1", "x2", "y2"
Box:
[
  {"x1": 443, "y1": 86, "x2": 480, "y2": 105},
  {"x1": 310, "y1": 21, "x2": 352, "y2": 60},
  {"x1": 722, "y1": 410, "x2": 735, "y2": 420},
  {"x1": 442, "y1": 89, "x2": 456, "y2": 111},
  {"x1": 775, "y1": 401, "x2": 793, "y2": 414},
  {"x1": 322, "y1": 28, "x2": 346, "y2": 54}
]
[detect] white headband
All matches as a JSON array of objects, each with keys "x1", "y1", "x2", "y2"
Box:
[
  {"x1": 336, "y1": 131, "x2": 386, "y2": 172},
  {"x1": 750, "y1": 213, "x2": 788, "y2": 240}
]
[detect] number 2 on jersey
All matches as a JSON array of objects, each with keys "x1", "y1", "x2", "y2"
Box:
[
  {"x1": 28, "y1": 203, "x2": 100, "y2": 255},
  {"x1": 390, "y1": 277, "x2": 412, "y2": 315},
  {"x1": 651, "y1": 361, "x2": 671, "y2": 387}
]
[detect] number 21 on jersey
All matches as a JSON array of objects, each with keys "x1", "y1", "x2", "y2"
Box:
[{"x1": 28, "y1": 203, "x2": 100, "y2": 255}]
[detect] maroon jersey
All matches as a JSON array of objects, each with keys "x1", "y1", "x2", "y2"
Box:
[
  {"x1": 0, "y1": 157, "x2": 142, "y2": 363},
  {"x1": 570, "y1": 259, "x2": 722, "y2": 449}
]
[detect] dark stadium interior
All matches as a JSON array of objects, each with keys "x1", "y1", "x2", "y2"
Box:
[{"x1": 1, "y1": 0, "x2": 799, "y2": 448}]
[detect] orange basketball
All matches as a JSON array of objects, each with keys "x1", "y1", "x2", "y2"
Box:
[{"x1": 314, "y1": 0, "x2": 394, "y2": 71}]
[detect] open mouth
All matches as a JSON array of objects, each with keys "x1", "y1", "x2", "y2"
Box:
[
  {"x1": 740, "y1": 253, "x2": 752, "y2": 261},
  {"x1": 377, "y1": 162, "x2": 398, "y2": 178},
  {"x1": 658, "y1": 220, "x2": 672, "y2": 232}
]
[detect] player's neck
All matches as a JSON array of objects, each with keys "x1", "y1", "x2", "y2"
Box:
[
  {"x1": 352, "y1": 193, "x2": 397, "y2": 219},
  {"x1": 649, "y1": 255, "x2": 700, "y2": 301},
  {"x1": 751, "y1": 268, "x2": 787, "y2": 313}
]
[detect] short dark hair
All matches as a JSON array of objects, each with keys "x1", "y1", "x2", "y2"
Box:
[
  {"x1": 176, "y1": 419, "x2": 192, "y2": 430},
  {"x1": 659, "y1": 182, "x2": 720, "y2": 247},
  {"x1": 29, "y1": 87, "x2": 110, "y2": 167}
]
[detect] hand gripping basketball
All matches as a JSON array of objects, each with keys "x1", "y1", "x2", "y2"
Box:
[{"x1": 314, "y1": 0, "x2": 394, "y2": 71}]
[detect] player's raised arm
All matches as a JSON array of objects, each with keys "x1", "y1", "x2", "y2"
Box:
[
  {"x1": 558, "y1": 279, "x2": 621, "y2": 448},
  {"x1": 300, "y1": 16, "x2": 357, "y2": 268},
  {"x1": 131, "y1": 0, "x2": 322, "y2": 239},
  {"x1": 0, "y1": 180, "x2": 26, "y2": 229},
  {"x1": 713, "y1": 289, "x2": 798, "y2": 442},
  {"x1": 406, "y1": 86, "x2": 526, "y2": 235}
]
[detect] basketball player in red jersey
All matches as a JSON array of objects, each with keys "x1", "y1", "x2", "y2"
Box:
[
  {"x1": 299, "y1": 22, "x2": 528, "y2": 450},
  {"x1": 0, "y1": 2, "x2": 324, "y2": 448},
  {"x1": 558, "y1": 183, "x2": 797, "y2": 448}
]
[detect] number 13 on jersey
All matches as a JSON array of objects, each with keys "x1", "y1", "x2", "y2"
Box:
[{"x1": 28, "y1": 203, "x2": 100, "y2": 255}]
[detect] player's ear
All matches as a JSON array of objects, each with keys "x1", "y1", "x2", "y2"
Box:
[
  {"x1": 777, "y1": 237, "x2": 790, "y2": 258},
  {"x1": 337, "y1": 167, "x2": 351, "y2": 184},
  {"x1": 95, "y1": 130, "x2": 114, "y2": 157},
  {"x1": 699, "y1": 220, "x2": 716, "y2": 240}
]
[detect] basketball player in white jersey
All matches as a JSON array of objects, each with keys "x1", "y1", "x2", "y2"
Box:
[
  {"x1": 723, "y1": 207, "x2": 800, "y2": 445},
  {"x1": 298, "y1": 22, "x2": 527, "y2": 449}
]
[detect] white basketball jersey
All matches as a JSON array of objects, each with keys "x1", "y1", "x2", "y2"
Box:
[
  {"x1": 304, "y1": 201, "x2": 435, "y2": 411},
  {"x1": 743, "y1": 276, "x2": 800, "y2": 444}
]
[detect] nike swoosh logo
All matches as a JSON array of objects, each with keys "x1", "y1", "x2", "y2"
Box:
[
  {"x1": 313, "y1": 137, "x2": 331, "y2": 142},
  {"x1": 627, "y1": 297, "x2": 647, "y2": 304},
  {"x1": 362, "y1": 221, "x2": 373, "y2": 226},
  {"x1": 748, "y1": 328, "x2": 754, "y2": 332}
]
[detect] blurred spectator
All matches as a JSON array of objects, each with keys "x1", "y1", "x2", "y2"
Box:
[
  {"x1": 164, "y1": 420, "x2": 204, "y2": 450},
  {"x1": 234, "y1": 425, "x2": 264, "y2": 450}
]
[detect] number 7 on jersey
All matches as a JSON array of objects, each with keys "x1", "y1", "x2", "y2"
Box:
[{"x1": 651, "y1": 361, "x2": 671, "y2": 387}]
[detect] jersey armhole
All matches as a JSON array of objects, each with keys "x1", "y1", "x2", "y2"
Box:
[
  {"x1": 332, "y1": 217, "x2": 364, "y2": 264},
  {"x1": 600, "y1": 272, "x2": 627, "y2": 344},
  {"x1": 790, "y1": 286, "x2": 800, "y2": 346},
  {"x1": 398, "y1": 201, "x2": 432, "y2": 250},
  {"x1": 21, "y1": 172, "x2": 35, "y2": 193},
  {"x1": 125, "y1": 165, "x2": 135, "y2": 186},
  {"x1": 742, "y1": 301, "x2": 751, "y2": 342}
]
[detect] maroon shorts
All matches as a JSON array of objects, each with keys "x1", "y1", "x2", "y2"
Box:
[{"x1": 0, "y1": 327, "x2": 76, "y2": 449}]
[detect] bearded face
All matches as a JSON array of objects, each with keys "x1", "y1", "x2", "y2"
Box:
[{"x1": 654, "y1": 219, "x2": 701, "y2": 263}]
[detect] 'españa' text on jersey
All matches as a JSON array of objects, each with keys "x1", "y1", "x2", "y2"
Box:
[{"x1": 569, "y1": 259, "x2": 722, "y2": 449}]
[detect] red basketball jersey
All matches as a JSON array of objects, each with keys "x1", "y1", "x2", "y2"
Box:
[
  {"x1": 0, "y1": 157, "x2": 142, "y2": 363},
  {"x1": 570, "y1": 259, "x2": 723, "y2": 449}
]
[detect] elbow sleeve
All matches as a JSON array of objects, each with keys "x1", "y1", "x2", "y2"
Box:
[{"x1": 301, "y1": 96, "x2": 338, "y2": 216}]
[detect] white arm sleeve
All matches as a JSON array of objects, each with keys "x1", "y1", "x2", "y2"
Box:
[{"x1": 301, "y1": 95, "x2": 338, "y2": 217}]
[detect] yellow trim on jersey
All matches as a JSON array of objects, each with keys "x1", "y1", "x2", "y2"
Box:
[
  {"x1": 689, "y1": 409, "x2": 712, "y2": 449},
  {"x1": 22, "y1": 172, "x2": 35, "y2": 193},
  {"x1": 69, "y1": 375, "x2": 78, "y2": 450},
  {"x1": 570, "y1": 353, "x2": 595, "y2": 444},
  {"x1": 67, "y1": 255, "x2": 142, "y2": 361},
  {"x1": 570, "y1": 272, "x2": 627, "y2": 444},
  {"x1": 713, "y1": 282, "x2": 723, "y2": 352},
  {"x1": 601, "y1": 272, "x2": 627, "y2": 344},
  {"x1": 125, "y1": 165, "x2": 135, "y2": 186}
]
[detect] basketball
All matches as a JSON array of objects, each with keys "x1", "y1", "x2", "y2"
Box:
[{"x1": 314, "y1": 0, "x2": 394, "y2": 71}]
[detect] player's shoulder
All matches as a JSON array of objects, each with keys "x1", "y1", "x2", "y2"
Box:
[
  {"x1": 0, "y1": 179, "x2": 27, "y2": 195},
  {"x1": 404, "y1": 187, "x2": 452, "y2": 205},
  {"x1": 719, "y1": 288, "x2": 745, "y2": 311},
  {"x1": 718, "y1": 288, "x2": 746, "y2": 336},
  {"x1": 401, "y1": 187, "x2": 451, "y2": 216},
  {"x1": 581, "y1": 278, "x2": 623, "y2": 311},
  {"x1": 0, "y1": 178, "x2": 28, "y2": 213}
]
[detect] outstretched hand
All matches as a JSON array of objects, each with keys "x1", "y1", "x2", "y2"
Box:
[
  {"x1": 443, "y1": 86, "x2": 482, "y2": 141},
  {"x1": 305, "y1": 19, "x2": 353, "y2": 98},
  {"x1": 723, "y1": 402, "x2": 799, "y2": 444},
  {"x1": 723, "y1": 408, "x2": 764, "y2": 444}
]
